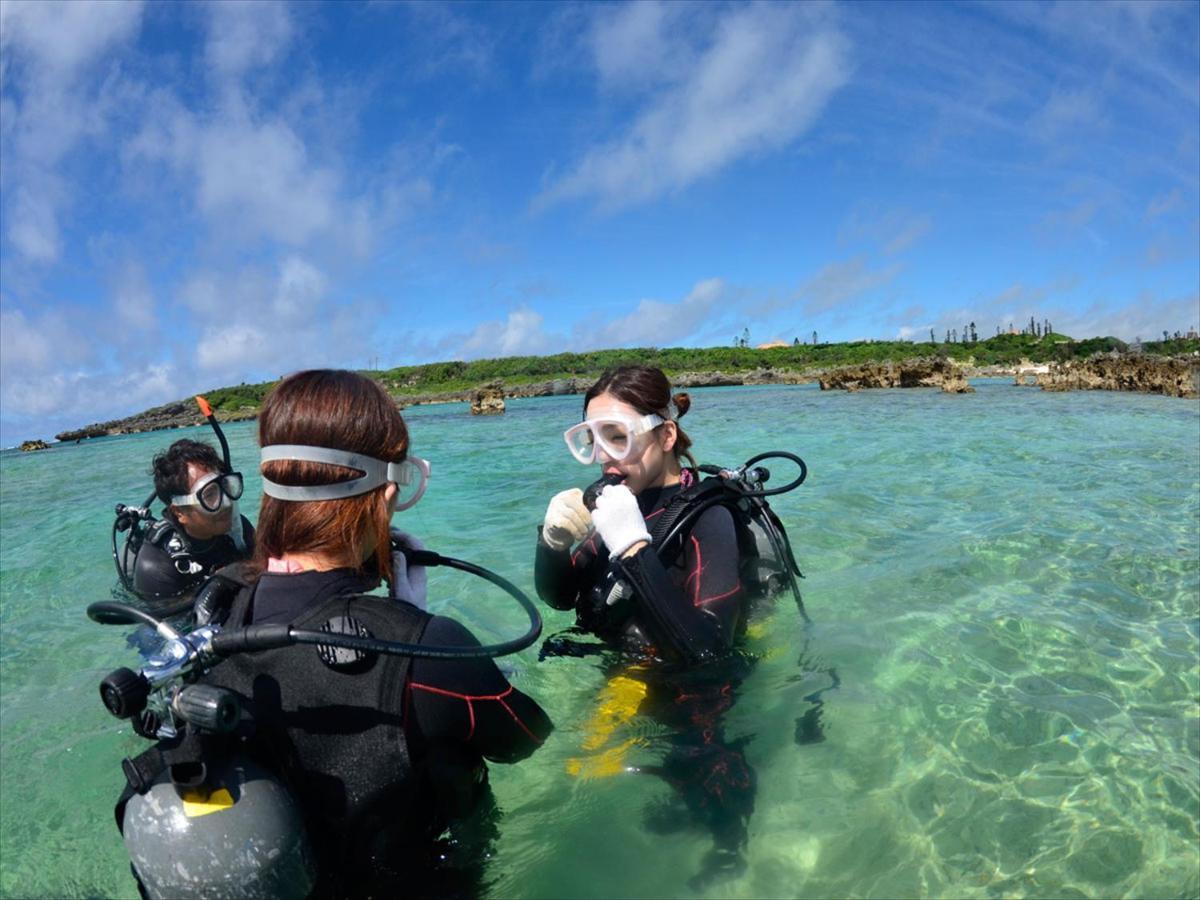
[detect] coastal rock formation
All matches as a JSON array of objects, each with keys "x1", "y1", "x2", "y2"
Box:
[
  {"x1": 1035, "y1": 354, "x2": 1200, "y2": 398},
  {"x1": 19, "y1": 439, "x2": 49, "y2": 452},
  {"x1": 818, "y1": 357, "x2": 974, "y2": 393},
  {"x1": 1012, "y1": 358, "x2": 1049, "y2": 386},
  {"x1": 470, "y1": 382, "x2": 506, "y2": 415},
  {"x1": 55, "y1": 402, "x2": 256, "y2": 443}
]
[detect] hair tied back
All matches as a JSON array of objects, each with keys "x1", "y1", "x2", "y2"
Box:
[{"x1": 672, "y1": 392, "x2": 691, "y2": 418}]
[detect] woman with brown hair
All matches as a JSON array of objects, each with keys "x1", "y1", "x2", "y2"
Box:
[
  {"x1": 200, "y1": 368, "x2": 552, "y2": 895},
  {"x1": 534, "y1": 364, "x2": 758, "y2": 886},
  {"x1": 535, "y1": 364, "x2": 746, "y2": 663}
]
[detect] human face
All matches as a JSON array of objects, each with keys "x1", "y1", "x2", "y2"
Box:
[
  {"x1": 173, "y1": 462, "x2": 234, "y2": 540},
  {"x1": 583, "y1": 393, "x2": 679, "y2": 494}
]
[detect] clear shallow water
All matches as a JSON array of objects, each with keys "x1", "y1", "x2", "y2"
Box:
[{"x1": 1, "y1": 382, "x2": 1197, "y2": 899}]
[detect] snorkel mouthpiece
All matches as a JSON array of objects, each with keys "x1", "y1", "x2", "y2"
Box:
[{"x1": 583, "y1": 473, "x2": 626, "y2": 512}]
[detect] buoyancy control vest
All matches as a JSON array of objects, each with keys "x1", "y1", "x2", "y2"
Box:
[
  {"x1": 649, "y1": 469, "x2": 804, "y2": 614},
  {"x1": 578, "y1": 464, "x2": 806, "y2": 659},
  {"x1": 197, "y1": 577, "x2": 436, "y2": 888}
]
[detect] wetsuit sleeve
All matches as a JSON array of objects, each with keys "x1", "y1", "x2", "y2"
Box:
[
  {"x1": 616, "y1": 505, "x2": 743, "y2": 665},
  {"x1": 408, "y1": 616, "x2": 553, "y2": 763},
  {"x1": 534, "y1": 528, "x2": 605, "y2": 611}
]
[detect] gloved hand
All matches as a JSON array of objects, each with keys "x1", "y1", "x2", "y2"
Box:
[
  {"x1": 389, "y1": 528, "x2": 428, "y2": 610},
  {"x1": 542, "y1": 488, "x2": 592, "y2": 551},
  {"x1": 591, "y1": 484, "x2": 651, "y2": 558}
]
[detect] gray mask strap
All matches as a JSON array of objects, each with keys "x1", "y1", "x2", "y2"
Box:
[{"x1": 260, "y1": 445, "x2": 390, "y2": 501}]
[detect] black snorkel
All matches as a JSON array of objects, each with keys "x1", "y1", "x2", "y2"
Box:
[{"x1": 194, "y1": 395, "x2": 233, "y2": 474}]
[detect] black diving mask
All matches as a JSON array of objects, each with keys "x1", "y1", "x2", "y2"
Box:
[{"x1": 172, "y1": 472, "x2": 244, "y2": 513}]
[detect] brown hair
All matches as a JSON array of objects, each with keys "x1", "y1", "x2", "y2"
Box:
[
  {"x1": 583, "y1": 365, "x2": 697, "y2": 470},
  {"x1": 253, "y1": 369, "x2": 408, "y2": 580}
]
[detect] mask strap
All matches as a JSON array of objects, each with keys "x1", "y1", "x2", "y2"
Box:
[{"x1": 261, "y1": 445, "x2": 410, "y2": 502}]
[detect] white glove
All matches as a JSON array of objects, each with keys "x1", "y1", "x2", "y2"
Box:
[
  {"x1": 591, "y1": 484, "x2": 651, "y2": 558},
  {"x1": 388, "y1": 528, "x2": 428, "y2": 610},
  {"x1": 542, "y1": 488, "x2": 592, "y2": 551}
]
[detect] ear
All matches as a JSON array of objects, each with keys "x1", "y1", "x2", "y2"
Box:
[
  {"x1": 659, "y1": 421, "x2": 678, "y2": 453},
  {"x1": 383, "y1": 482, "x2": 398, "y2": 512}
]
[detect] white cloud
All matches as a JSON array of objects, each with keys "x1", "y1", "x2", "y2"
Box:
[
  {"x1": 6, "y1": 183, "x2": 61, "y2": 262},
  {"x1": 458, "y1": 307, "x2": 559, "y2": 359},
  {"x1": 195, "y1": 115, "x2": 339, "y2": 245},
  {"x1": 0, "y1": 306, "x2": 92, "y2": 373},
  {"x1": 536, "y1": 3, "x2": 850, "y2": 211},
  {"x1": 586, "y1": 278, "x2": 727, "y2": 348},
  {"x1": 0, "y1": 0, "x2": 145, "y2": 264},
  {"x1": 1145, "y1": 188, "x2": 1182, "y2": 220},
  {"x1": 195, "y1": 323, "x2": 270, "y2": 372},
  {"x1": 273, "y1": 256, "x2": 327, "y2": 320},
  {"x1": 798, "y1": 256, "x2": 903, "y2": 315},
  {"x1": 883, "y1": 216, "x2": 933, "y2": 256},
  {"x1": 1055, "y1": 292, "x2": 1200, "y2": 342},
  {"x1": 1027, "y1": 88, "x2": 1107, "y2": 142},
  {"x1": 204, "y1": 0, "x2": 293, "y2": 82},
  {"x1": 0, "y1": 0, "x2": 143, "y2": 79},
  {"x1": 588, "y1": 1, "x2": 689, "y2": 93},
  {"x1": 113, "y1": 262, "x2": 156, "y2": 331}
]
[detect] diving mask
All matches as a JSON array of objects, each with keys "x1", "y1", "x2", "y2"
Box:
[
  {"x1": 172, "y1": 472, "x2": 244, "y2": 513},
  {"x1": 260, "y1": 444, "x2": 430, "y2": 509},
  {"x1": 563, "y1": 412, "x2": 664, "y2": 465}
]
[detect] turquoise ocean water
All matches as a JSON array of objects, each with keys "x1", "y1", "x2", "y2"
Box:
[{"x1": 1, "y1": 381, "x2": 1197, "y2": 899}]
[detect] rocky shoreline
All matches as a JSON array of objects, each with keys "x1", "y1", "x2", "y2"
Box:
[{"x1": 43, "y1": 353, "x2": 1198, "y2": 445}]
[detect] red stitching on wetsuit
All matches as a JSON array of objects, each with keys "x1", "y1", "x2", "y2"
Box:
[
  {"x1": 497, "y1": 697, "x2": 541, "y2": 742},
  {"x1": 686, "y1": 534, "x2": 742, "y2": 607},
  {"x1": 407, "y1": 682, "x2": 544, "y2": 745}
]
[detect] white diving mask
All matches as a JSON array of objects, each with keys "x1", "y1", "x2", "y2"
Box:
[
  {"x1": 563, "y1": 413, "x2": 664, "y2": 465},
  {"x1": 260, "y1": 445, "x2": 431, "y2": 510}
]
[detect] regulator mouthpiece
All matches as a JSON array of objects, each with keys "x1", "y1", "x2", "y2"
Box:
[{"x1": 583, "y1": 473, "x2": 626, "y2": 512}]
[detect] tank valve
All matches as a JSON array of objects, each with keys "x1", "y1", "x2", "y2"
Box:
[
  {"x1": 100, "y1": 667, "x2": 150, "y2": 719},
  {"x1": 172, "y1": 684, "x2": 241, "y2": 733}
]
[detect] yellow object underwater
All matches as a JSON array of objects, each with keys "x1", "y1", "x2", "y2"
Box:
[{"x1": 566, "y1": 672, "x2": 648, "y2": 779}]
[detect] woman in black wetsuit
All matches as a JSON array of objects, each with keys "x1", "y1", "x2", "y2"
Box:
[
  {"x1": 534, "y1": 365, "x2": 755, "y2": 885},
  {"x1": 201, "y1": 369, "x2": 552, "y2": 896},
  {"x1": 536, "y1": 366, "x2": 746, "y2": 663}
]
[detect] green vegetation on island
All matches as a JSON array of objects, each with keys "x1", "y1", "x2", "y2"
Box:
[
  {"x1": 52, "y1": 331, "x2": 1200, "y2": 442},
  {"x1": 201, "y1": 332, "x2": 1197, "y2": 413}
]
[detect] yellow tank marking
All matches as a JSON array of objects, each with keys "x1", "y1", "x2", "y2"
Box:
[{"x1": 180, "y1": 786, "x2": 235, "y2": 817}]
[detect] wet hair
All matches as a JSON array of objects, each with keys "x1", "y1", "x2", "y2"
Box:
[
  {"x1": 253, "y1": 369, "x2": 408, "y2": 581},
  {"x1": 584, "y1": 365, "x2": 697, "y2": 469},
  {"x1": 152, "y1": 439, "x2": 224, "y2": 506}
]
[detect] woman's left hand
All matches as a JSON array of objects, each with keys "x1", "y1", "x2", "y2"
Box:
[
  {"x1": 389, "y1": 528, "x2": 428, "y2": 609},
  {"x1": 592, "y1": 484, "x2": 651, "y2": 558}
]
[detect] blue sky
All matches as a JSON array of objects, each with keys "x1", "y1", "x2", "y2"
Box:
[{"x1": 1, "y1": 0, "x2": 1197, "y2": 443}]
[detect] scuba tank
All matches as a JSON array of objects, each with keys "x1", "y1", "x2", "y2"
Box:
[{"x1": 89, "y1": 547, "x2": 543, "y2": 899}]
